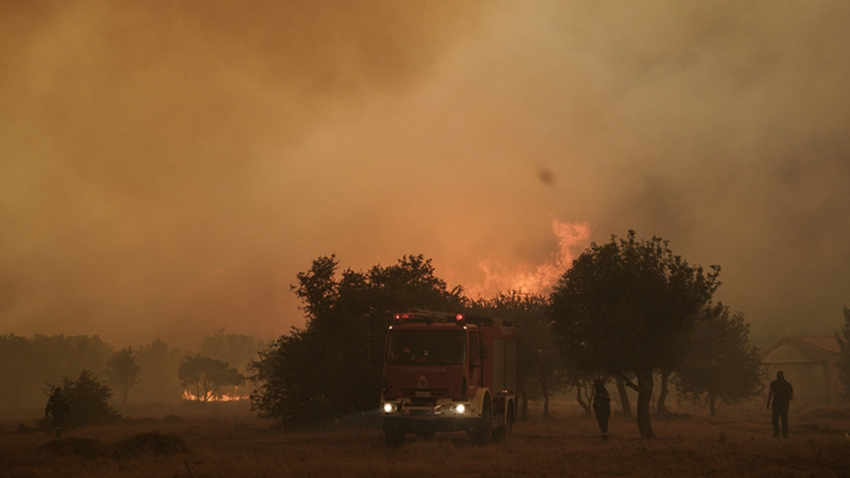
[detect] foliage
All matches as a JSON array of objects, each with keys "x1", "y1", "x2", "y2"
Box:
[
  {"x1": 549, "y1": 231, "x2": 721, "y2": 438},
  {"x1": 178, "y1": 355, "x2": 245, "y2": 401},
  {"x1": 672, "y1": 308, "x2": 763, "y2": 415},
  {"x1": 249, "y1": 254, "x2": 465, "y2": 426},
  {"x1": 49, "y1": 369, "x2": 121, "y2": 428},
  {"x1": 473, "y1": 291, "x2": 570, "y2": 419},
  {"x1": 836, "y1": 306, "x2": 850, "y2": 401},
  {"x1": 134, "y1": 339, "x2": 183, "y2": 402},
  {"x1": 0, "y1": 334, "x2": 112, "y2": 410},
  {"x1": 105, "y1": 347, "x2": 141, "y2": 404},
  {"x1": 198, "y1": 329, "x2": 266, "y2": 373}
]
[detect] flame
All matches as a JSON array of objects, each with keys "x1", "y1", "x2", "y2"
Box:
[
  {"x1": 467, "y1": 219, "x2": 590, "y2": 298},
  {"x1": 181, "y1": 389, "x2": 249, "y2": 402}
]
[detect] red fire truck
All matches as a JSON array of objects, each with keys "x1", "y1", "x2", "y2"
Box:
[{"x1": 380, "y1": 309, "x2": 518, "y2": 445}]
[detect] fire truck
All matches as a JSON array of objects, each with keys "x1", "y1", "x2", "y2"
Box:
[{"x1": 380, "y1": 309, "x2": 518, "y2": 445}]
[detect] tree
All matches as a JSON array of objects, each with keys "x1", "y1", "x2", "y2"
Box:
[
  {"x1": 47, "y1": 369, "x2": 121, "y2": 428},
  {"x1": 672, "y1": 308, "x2": 763, "y2": 415},
  {"x1": 135, "y1": 339, "x2": 183, "y2": 402},
  {"x1": 0, "y1": 334, "x2": 113, "y2": 411},
  {"x1": 250, "y1": 254, "x2": 466, "y2": 426},
  {"x1": 178, "y1": 355, "x2": 245, "y2": 402},
  {"x1": 473, "y1": 291, "x2": 569, "y2": 419},
  {"x1": 0, "y1": 334, "x2": 32, "y2": 410},
  {"x1": 198, "y1": 329, "x2": 265, "y2": 373},
  {"x1": 549, "y1": 231, "x2": 721, "y2": 439},
  {"x1": 105, "y1": 347, "x2": 141, "y2": 404},
  {"x1": 836, "y1": 306, "x2": 850, "y2": 401}
]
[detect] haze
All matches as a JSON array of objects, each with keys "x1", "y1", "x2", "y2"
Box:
[{"x1": 2, "y1": 1, "x2": 849, "y2": 349}]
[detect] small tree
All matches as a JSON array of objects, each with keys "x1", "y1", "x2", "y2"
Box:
[
  {"x1": 549, "y1": 231, "x2": 721, "y2": 439},
  {"x1": 178, "y1": 355, "x2": 245, "y2": 402},
  {"x1": 672, "y1": 308, "x2": 763, "y2": 415},
  {"x1": 105, "y1": 347, "x2": 141, "y2": 404},
  {"x1": 47, "y1": 369, "x2": 121, "y2": 428},
  {"x1": 250, "y1": 254, "x2": 465, "y2": 426},
  {"x1": 836, "y1": 306, "x2": 850, "y2": 401}
]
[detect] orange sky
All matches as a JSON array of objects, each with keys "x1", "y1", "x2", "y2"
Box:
[{"x1": 2, "y1": 1, "x2": 850, "y2": 349}]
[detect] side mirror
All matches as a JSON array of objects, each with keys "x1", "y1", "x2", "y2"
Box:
[{"x1": 479, "y1": 343, "x2": 488, "y2": 360}]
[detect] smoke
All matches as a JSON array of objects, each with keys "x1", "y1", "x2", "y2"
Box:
[{"x1": 2, "y1": 1, "x2": 849, "y2": 348}]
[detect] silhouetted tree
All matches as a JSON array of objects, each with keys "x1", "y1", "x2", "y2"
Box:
[
  {"x1": 835, "y1": 306, "x2": 850, "y2": 401},
  {"x1": 135, "y1": 339, "x2": 183, "y2": 402},
  {"x1": 178, "y1": 355, "x2": 245, "y2": 402},
  {"x1": 0, "y1": 334, "x2": 113, "y2": 411},
  {"x1": 549, "y1": 231, "x2": 721, "y2": 439},
  {"x1": 672, "y1": 308, "x2": 763, "y2": 415},
  {"x1": 565, "y1": 369, "x2": 601, "y2": 417},
  {"x1": 105, "y1": 347, "x2": 141, "y2": 404},
  {"x1": 250, "y1": 254, "x2": 465, "y2": 426},
  {"x1": 0, "y1": 334, "x2": 31, "y2": 410},
  {"x1": 615, "y1": 376, "x2": 634, "y2": 419},
  {"x1": 198, "y1": 329, "x2": 265, "y2": 373},
  {"x1": 47, "y1": 369, "x2": 120, "y2": 428}
]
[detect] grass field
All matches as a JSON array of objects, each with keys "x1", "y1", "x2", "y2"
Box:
[{"x1": 2, "y1": 400, "x2": 849, "y2": 478}]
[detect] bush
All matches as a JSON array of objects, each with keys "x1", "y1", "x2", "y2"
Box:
[{"x1": 48, "y1": 369, "x2": 121, "y2": 428}]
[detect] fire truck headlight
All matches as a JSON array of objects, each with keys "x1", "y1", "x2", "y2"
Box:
[
  {"x1": 448, "y1": 403, "x2": 466, "y2": 414},
  {"x1": 382, "y1": 402, "x2": 397, "y2": 413}
]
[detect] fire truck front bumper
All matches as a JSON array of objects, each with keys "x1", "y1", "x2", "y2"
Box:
[
  {"x1": 383, "y1": 415, "x2": 472, "y2": 433},
  {"x1": 381, "y1": 400, "x2": 474, "y2": 432}
]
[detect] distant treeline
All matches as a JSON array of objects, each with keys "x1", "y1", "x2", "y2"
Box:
[{"x1": 0, "y1": 329, "x2": 266, "y2": 410}]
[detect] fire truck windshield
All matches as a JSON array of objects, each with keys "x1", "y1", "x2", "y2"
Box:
[{"x1": 386, "y1": 330, "x2": 466, "y2": 365}]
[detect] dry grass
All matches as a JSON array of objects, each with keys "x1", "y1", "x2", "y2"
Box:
[{"x1": 2, "y1": 401, "x2": 849, "y2": 478}]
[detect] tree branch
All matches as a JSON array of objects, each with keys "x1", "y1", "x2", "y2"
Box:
[{"x1": 617, "y1": 373, "x2": 639, "y2": 391}]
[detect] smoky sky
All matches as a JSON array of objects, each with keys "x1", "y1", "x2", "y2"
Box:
[{"x1": 2, "y1": 0, "x2": 849, "y2": 348}]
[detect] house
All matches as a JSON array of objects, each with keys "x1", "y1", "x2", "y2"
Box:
[{"x1": 758, "y1": 335, "x2": 842, "y2": 405}]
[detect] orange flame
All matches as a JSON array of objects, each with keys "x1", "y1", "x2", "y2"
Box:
[
  {"x1": 467, "y1": 219, "x2": 590, "y2": 298},
  {"x1": 181, "y1": 389, "x2": 249, "y2": 402}
]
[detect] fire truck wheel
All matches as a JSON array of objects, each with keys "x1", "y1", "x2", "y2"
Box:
[
  {"x1": 385, "y1": 430, "x2": 405, "y2": 447},
  {"x1": 471, "y1": 398, "x2": 492, "y2": 445},
  {"x1": 493, "y1": 405, "x2": 513, "y2": 443}
]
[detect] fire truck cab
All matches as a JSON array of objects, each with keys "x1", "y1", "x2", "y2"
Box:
[{"x1": 380, "y1": 309, "x2": 518, "y2": 445}]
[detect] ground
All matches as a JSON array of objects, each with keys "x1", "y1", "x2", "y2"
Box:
[{"x1": 1, "y1": 399, "x2": 849, "y2": 477}]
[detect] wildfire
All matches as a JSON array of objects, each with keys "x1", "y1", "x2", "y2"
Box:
[
  {"x1": 181, "y1": 390, "x2": 249, "y2": 402},
  {"x1": 467, "y1": 219, "x2": 590, "y2": 298}
]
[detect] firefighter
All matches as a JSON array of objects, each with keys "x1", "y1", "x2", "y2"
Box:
[
  {"x1": 767, "y1": 371, "x2": 793, "y2": 438},
  {"x1": 591, "y1": 380, "x2": 611, "y2": 442},
  {"x1": 45, "y1": 387, "x2": 70, "y2": 438}
]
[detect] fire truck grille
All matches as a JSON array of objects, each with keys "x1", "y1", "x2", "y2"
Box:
[{"x1": 401, "y1": 388, "x2": 448, "y2": 397}]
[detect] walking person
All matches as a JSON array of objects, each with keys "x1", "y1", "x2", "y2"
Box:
[
  {"x1": 591, "y1": 379, "x2": 611, "y2": 442},
  {"x1": 45, "y1": 387, "x2": 70, "y2": 438},
  {"x1": 767, "y1": 371, "x2": 793, "y2": 438}
]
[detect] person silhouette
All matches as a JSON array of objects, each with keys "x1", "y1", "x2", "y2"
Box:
[
  {"x1": 45, "y1": 387, "x2": 70, "y2": 438},
  {"x1": 767, "y1": 371, "x2": 793, "y2": 438}
]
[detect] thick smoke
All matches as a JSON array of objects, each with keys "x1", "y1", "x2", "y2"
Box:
[{"x1": 2, "y1": 1, "x2": 849, "y2": 348}]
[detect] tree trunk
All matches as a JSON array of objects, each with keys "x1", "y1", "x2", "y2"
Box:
[
  {"x1": 542, "y1": 377, "x2": 550, "y2": 418},
  {"x1": 576, "y1": 386, "x2": 591, "y2": 416},
  {"x1": 709, "y1": 394, "x2": 716, "y2": 417},
  {"x1": 519, "y1": 382, "x2": 528, "y2": 421},
  {"x1": 657, "y1": 370, "x2": 670, "y2": 416},
  {"x1": 635, "y1": 370, "x2": 656, "y2": 439},
  {"x1": 616, "y1": 376, "x2": 633, "y2": 419}
]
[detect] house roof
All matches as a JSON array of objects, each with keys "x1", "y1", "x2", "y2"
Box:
[
  {"x1": 794, "y1": 335, "x2": 842, "y2": 354},
  {"x1": 758, "y1": 334, "x2": 841, "y2": 359}
]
